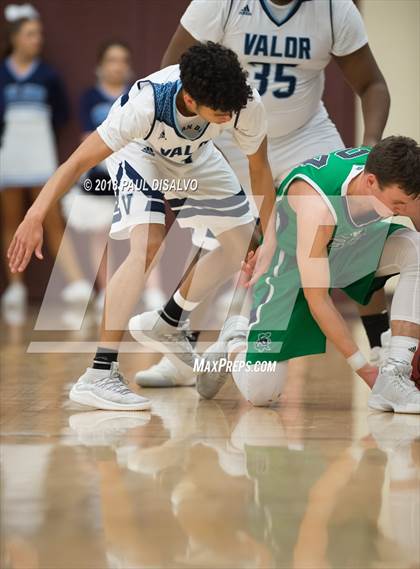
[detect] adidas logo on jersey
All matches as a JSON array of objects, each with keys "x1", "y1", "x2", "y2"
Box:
[
  {"x1": 141, "y1": 145, "x2": 155, "y2": 156},
  {"x1": 239, "y1": 4, "x2": 252, "y2": 16},
  {"x1": 158, "y1": 131, "x2": 166, "y2": 139}
]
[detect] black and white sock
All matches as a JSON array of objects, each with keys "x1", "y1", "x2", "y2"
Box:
[
  {"x1": 160, "y1": 290, "x2": 200, "y2": 328},
  {"x1": 92, "y1": 347, "x2": 118, "y2": 370},
  {"x1": 361, "y1": 311, "x2": 389, "y2": 348}
]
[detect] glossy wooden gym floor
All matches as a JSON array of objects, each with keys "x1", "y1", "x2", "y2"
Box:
[{"x1": 1, "y1": 307, "x2": 419, "y2": 569}]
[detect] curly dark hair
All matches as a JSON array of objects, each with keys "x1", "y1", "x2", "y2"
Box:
[
  {"x1": 365, "y1": 136, "x2": 420, "y2": 198},
  {"x1": 179, "y1": 42, "x2": 253, "y2": 113}
]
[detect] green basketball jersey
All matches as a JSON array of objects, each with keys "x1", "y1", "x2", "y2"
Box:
[
  {"x1": 279, "y1": 146, "x2": 372, "y2": 202},
  {"x1": 277, "y1": 147, "x2": 376, "y2": 254},
  {"x1": 246, "y1": 147, "x2": 405, "y2": 364},
  {"x1": 273, "y1": 146, "x2": 399, "y2": 289}
]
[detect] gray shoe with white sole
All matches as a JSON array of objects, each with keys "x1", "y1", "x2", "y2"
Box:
[
  {"x1": 69, "y1": 362, "x2": 151, "y2": 411},
  {"x1": 368, "y1": 359, "x2": 420, "y2": 414},
  {"x1": 129, "y1": 310, "x2": 196, "y2": 377}
]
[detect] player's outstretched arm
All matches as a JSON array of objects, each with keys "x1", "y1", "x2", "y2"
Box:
[
  {"x1": 240, "y1": 208, "x2": 278, "y2": 289},
  {"x1": 247, "y1": 137, "x2": 276, "y2": 235},
  {"x1": 7, "y1": 132, "x2": 112, "y2": 273},
  {"x1": 334, "y1": 44, "x2": 390, "y2": 146},
  {"x1": 289, "y1": 181, "x2": 378, "y2": 387},
  {"x1": 243, "y1": 137, "x2": 277, "y2": 282}
]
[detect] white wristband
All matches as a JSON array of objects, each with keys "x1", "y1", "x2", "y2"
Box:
[{"x1": 346, "y1": 350, "x2": 368, "y2": 371}]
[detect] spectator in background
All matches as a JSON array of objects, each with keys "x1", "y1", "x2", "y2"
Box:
[
  {"x1": 0, "y1": 3, "x2": 90, "y2": 309},
  {"x1": 62, "y1": 40, "x2": 165, "y2": 316}
]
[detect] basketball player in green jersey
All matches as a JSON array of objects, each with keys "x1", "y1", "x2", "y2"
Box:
[{"x1": 196, "y1": 136, "x2": 420, "y2": 414}]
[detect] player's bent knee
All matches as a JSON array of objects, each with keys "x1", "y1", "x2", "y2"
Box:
[
  {"x1": 126, "y1": 225, "x2": 164, "y2": 269},
  {"x1": 232, "y1": 353, "x2": 287, "y2": 406}
]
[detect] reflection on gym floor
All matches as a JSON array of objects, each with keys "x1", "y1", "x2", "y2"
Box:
[{"x1": 1, "y1": 309, "x2": 419, "y2": 569}]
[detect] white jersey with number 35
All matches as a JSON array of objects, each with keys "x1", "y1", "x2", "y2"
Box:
[{"x1": 181, "y1": 0, "x2": 367, "y2": 138}]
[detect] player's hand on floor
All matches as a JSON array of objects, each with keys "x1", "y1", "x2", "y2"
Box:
[
  {"x1": 240, "y1": 242, "x2": 276, "y2": 288},
  {"x1": 357, "y1": 363, "x2": 379, "y2": 389},
  {"x1": 8, "y1": 216, "x2": 44, "y2": 273}
]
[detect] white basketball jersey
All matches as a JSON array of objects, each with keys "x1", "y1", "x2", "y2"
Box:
[
  {"x1": 97, "y1": 65, "x2": 266, "y2": 166},
  {"x1": 181, "y1": 0, "x2": 368, "y2": 138}
]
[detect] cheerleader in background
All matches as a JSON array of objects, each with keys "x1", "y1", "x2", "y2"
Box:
[
  {"x1": 0, "y1": 4, "x2": 91, "y2": 309},
  {"x1": 62, "y1": 40, "x2": 165, "y2": 315}
]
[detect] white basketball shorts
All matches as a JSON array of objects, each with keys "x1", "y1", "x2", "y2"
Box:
[{"x1": 105, "y1": 140, "x2": 254, "y2": 241}]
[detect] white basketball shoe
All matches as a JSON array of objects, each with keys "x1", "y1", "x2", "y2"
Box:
[
  {"x1": 129, "y1": 310, "x2": 196, "y2": 377},
  {"x1": 69, "y1": 362, "x2": 151, "y2": 411},
  {"x1": 196, "y1": 315, "x2": 248, "y2": 400},
  {"x1": 368, "y1": 359, "x2": 420, "y2": 414},
  {"x1": 135, "y1": 356, "x2": 196, "y2": 387}
]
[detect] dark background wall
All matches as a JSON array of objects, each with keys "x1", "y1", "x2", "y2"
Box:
[{"x1": 0, "y1": 0, "x2": 355, "y2": 298}]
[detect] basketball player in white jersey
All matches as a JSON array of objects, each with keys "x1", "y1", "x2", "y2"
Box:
[
  {"x1": 8, "y1": 43, "x2": 276, "y2": 411},
  {"x1": 135, "y1": 0, "x2": 395, "y2": 387}
]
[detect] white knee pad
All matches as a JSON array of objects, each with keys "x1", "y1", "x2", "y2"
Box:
[
  {"x1": 232, "y1": 352, "x2": 288, "y2": 406},
  {"x1": 377, "y1": 229, "x2": 420, "y2": 325},
  {"x1": 397, "y1": 229, "x2": 420, "y2": 274}
]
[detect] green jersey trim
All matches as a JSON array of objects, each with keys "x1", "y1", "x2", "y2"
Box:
[{"x1": 251, "y1": 249, "x2": 286, "y2": 329}]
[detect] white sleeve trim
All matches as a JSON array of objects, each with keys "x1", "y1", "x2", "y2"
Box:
[
  {"x1": 180, "y1": 0, "x2": 228, "y2": 43},
  {"x1": 331, "y1": 0, "x2": 369, "y2": 57},
  {"x1": 96, "y1": 124, "x2": 119, "y2": 152}
]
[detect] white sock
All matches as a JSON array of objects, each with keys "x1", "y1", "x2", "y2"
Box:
[
  {"x1": 389, "y1": 335, "x2": 419, "y2": 365},
  {"x1": 227, "y1": 337, "x2": 247, "y2": 359},
  {"x1": 220, "y1": 315, "x2": 248, "y2": 343},
  {"x1": 173, "y1": 290, "x2": 200, "y2": 311},
  {"x1": 222, "y1": 316, "x2": 248, "y2": 358}
]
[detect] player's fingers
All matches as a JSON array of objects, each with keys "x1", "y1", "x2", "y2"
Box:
[
  {"x1": 35, "y1": 242, "x2": 44, "y2": 260},
  {"x1": 18, "y1": 249, "x2": 33, "y2": 272},
  {"x1": 242, "y1": 261, "x2": 254, "y2": 277},
  {"x1": 239, "y1": 262, "x2": 250, "y2": 283},
  {"x1": 239, "y1": 260, "x2": 256, "y2": 287},
  {"x1": 247, "y1": 274, "x2": 260, "y2": 287},
  {"x1": 11, "y1": 243, "x2": 26, "y2": 273},
  {"x1": 7, "y1": 236, "x2": 17, "y2": 259},
  {"x1": 247, "y1": 265, "x2": 266, "y2": 287},
  {"x1": 240, "y1": 260, "x2": 250, "y2": 272},
  {"x1": 9, "y1": 241, "x2": 23, "y2": 272}
]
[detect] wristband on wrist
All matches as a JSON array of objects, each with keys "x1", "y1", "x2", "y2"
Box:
[{"x1": 346, "y1": 350, "x2": 368, "y2": 371}]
